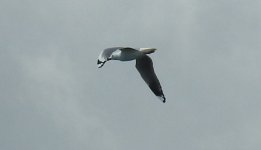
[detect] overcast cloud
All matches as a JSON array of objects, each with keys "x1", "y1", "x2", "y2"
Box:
[{"x1": 0, "y1": 0, "x2": 261, "y2": 149}]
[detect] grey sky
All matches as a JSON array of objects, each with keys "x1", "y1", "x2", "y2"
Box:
[{"x1": 1, "y1": 0, "x2": 261, "y2": 149}]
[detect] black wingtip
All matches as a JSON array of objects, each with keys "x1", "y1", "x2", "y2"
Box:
[
  {"x1": 162, "y1": 95, "x2": 166, "y2": 103},
  {"x1": 97, "y1": 59, "x2": 102, "y2": 65},
  {"x1": 157, "y1": 94, "x2": 166, "y2": 103},
  {"x1": 97, "y1": 59, "x2": 106, "y2": 68},
  {"x1": 163, "y1": 99, "x2": 166, "y2": 103}
]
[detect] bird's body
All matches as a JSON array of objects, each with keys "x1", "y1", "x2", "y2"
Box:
[
  {"x1": 97, "y1": 47, "x2": 166, "y2": 103},
  {"x1": 111, "y1": 47, "x2": 142, "y2": 61}
]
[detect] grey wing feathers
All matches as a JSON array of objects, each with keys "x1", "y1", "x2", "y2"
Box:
[
  {"x1": 97, "y1": 47, "x2": 122, "y2": 68},
  {"x1": 135, "y1": 55, "x2": 166, "y2": 102}
]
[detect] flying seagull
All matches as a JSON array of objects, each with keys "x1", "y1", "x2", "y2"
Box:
[{"x1": 97, "y1": 47, "x2": 166, "y2": 103}]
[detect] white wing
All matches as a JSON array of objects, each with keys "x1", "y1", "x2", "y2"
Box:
[
  {"x1": 97, "y1": 47, "x2": 123, "y2": 68},
  {"x1": 135, "y1": 55, "x2": 166, "y2": 103}
]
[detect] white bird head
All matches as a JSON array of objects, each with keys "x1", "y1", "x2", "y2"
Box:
[{"x1": 139, "y1": 48, "x2": 157, "y2": 54}]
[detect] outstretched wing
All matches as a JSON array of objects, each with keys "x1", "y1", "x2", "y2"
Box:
[
  {"x1": 135, "y1": 55, "x2": 166, "y2": 103},
  {"x1": 97, "y1": 47, "x2": 123, "y2": 68}
]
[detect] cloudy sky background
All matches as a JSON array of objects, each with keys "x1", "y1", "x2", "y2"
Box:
[{"x1": 1, "y1": 0, "x2": 261, "y2": 149}]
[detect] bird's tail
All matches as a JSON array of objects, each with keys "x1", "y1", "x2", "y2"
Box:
[{"x1": 139, "y1": 48, "x2": 157, "y2": 54}]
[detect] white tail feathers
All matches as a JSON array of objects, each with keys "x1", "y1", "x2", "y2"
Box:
[{"x1": 139, "y1": 48, "x2": 157, "y2": 54}]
